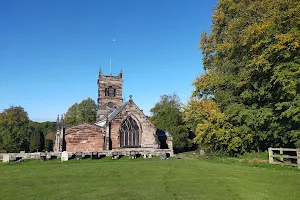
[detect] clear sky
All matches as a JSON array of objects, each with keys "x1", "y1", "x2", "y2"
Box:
[{"x1": 0, "y1": 0, "x2": 217, "y2": 122}]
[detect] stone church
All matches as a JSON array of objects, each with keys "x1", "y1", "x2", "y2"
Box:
[{"x1": 54, "y1": 69, "x2": 173, "y2": 156}]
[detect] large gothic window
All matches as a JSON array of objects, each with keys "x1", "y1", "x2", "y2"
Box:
[
  {"x1": 119, "y1": 116, "x2": 140, "y2": 147},
  {"x1": 105, "y1": 86, "x2": 116, "y2": 97}
]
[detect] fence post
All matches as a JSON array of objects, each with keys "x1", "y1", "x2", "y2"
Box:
[
  {"x1": 280, "y1": 147, "x2": 284, "y2": 162},
  {"x1": 268, "y1": 148, "x2": 273, "y2": 164},
  {"x1": 297, "y1": 149, "x2": 300, "y2": 169}
]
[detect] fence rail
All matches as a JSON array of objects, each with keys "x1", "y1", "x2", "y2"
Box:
[{"x1": 268, "y1": 148, "x2": 300, "y2": 168}]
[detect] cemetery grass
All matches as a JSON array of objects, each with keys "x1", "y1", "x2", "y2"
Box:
[{"x1": 0, "y1": 157, "x2": 300, "y2": 200}]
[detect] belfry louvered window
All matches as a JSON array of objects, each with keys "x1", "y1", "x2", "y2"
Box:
[
  {"x1": 105, "y1": 86, "x2": 116, "y2": 97},
  {"x1": 119, "y1": 116, "x2": 140, "y2": 147}
]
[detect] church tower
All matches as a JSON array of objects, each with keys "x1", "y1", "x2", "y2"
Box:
[{"x1": 97, "y1": 68, "x2": 123, "y2": 120}]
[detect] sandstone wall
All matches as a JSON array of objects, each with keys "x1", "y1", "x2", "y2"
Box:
[
  {"x1": 110, "y1": 121, "x2": 121, "y2": 149},
  {"x1": 98, "y1": 73, "x2": 123, "y2": 110},
  {"x1": 65, "y1": 124, "x2": 105, "y2": 152},
  {"x1": 110, "y1": 100, "x2": 160, "y2": 149}
]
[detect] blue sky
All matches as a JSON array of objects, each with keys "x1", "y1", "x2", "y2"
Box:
[{"x1": 0, "y1": 0, "x2": 217, "y2": 122}]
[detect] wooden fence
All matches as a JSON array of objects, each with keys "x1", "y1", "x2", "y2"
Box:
[{"x1": 268, "y1": 148, "x2": 300, "y2": 168}]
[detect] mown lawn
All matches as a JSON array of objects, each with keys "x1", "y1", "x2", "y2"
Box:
[{"x1": 0, "y1": 157, "x2": 299, "y2": 200}]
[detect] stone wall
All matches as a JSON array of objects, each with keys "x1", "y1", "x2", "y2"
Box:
[
  {"x1": 98, "y1": 72, "x2": 123, "y2": 111},
  {"x1": 65, "y1": 124, "x2": 105, "y2": 152},
  {"x1": 0, "y1": 152, "x2": 57, "y2": 161},
  {"x1": 101, "y1": 148, "x2": 174, "y2": 157},
  {"x1": 110, "y1": 100, "x2": 160, "y2": 149},
  {"x1": 110, "y1": 121, "x2": 121, "y2": 149},
  {"x1": 0, "y1": 148, "x2": 174, "y2": 161}
]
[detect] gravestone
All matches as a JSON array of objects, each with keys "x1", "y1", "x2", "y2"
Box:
[
  {"x1": 16, "y1": 158, "x2": 24, "y2": 162},
  {"x1": 160, "y1": 151, "x2": 167, "y2": 160},
  {"x1": 3, "y1": 154, "x2": 10, "y2": 163},
  {"x1": 92, "y1": 152, "x2": 98, "y2": 159},
  {"x1": 61, "y1": 151, "x2": 69, "y2": 162},
  {"x1": 40, "y1": 152, "x2": 47, "y2": 161},
  {"x1": 143, "y1": 152, "x2": 152, "y2": 159},
  {"x1": 129, "y1": 151, "x2": 136, "y2": 159},
  {"x1": 75, "y1": 152, "x2": 82, "y2": 160},
  {"x1": 112, "y1": 152, "x2": 119, "y2": 160},
  {"x1": 200, "y1": 149, "x2": 205, "y2": 156},
  {"x1": 46, "y1": 154, "x2": 51, "y2": 160}
]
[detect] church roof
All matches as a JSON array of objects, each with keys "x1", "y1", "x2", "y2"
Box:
[
  {"x1": 95, "y1": 102, "x2": 128, "y2": 127},
  {"x1": 95, "y1": 97, "x2": 155, "y2": 128}
]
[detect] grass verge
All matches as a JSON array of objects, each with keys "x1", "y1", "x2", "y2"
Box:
[{"x1": 0, "y1": 156, "x2": 299, "y2": 200}]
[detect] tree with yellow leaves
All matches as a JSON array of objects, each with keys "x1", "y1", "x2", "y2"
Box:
[{"x1": 185, "y1": 0, "x2": 300, "y2": 155}]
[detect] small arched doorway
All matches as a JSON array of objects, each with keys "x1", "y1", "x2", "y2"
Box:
[{"x1": 119, "y1": 116, "x2": 140, "y2": 147}]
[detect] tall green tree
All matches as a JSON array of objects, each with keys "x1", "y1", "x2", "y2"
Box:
[
  {"x1": 78, "y1": 98, "x2": 97, "y2": 123},
  {"x1": 44, "y1": 131, "x2": 56, "y2": 152},
  {"x1": 29, "y1": 121, "x2": 55, "y2": 151},
  {"x1": 186, "y1": 0, "x2": 300, "y2": 155},
  {"x1": 29, "y1": 130, "x2": 42, "y2": 152},
  {"x1": 64, "y1": 103, "x2": 79, "y2": 127},
  {"x1": 0, "y1": 106, "x2": 32, "y2": 152},
  {"x1": 65, "y1": 98, "x2": 97, "y2": 127},
  {"x1": 30, "y1": 121, "x2": 56, "y2": 136},
  {"x1": 150, "y1": 94, "x2": 191, "y2": 152}
]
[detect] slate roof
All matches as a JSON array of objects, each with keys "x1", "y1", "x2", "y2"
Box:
[{"x1": 95, "y1": 102, "x2": 128, "y2": 127}]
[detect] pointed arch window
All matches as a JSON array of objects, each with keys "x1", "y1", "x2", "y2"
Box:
[{"x1": 119, "y1": 116, "x2": 140, "y2": 147}]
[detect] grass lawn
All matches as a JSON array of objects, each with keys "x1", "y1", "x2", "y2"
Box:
[{"x1": 0, "y1": 156, "x2": 299, "y2": 200}]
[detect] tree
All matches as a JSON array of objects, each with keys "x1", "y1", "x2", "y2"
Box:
[
  {"x1": 30, "y1": 121, "x2": 56, "y2": 136},
  {"x1": 150, "y1": 94, "x2": 191, "y2": 152},
  {"x1": 64, "y1": 103, "x2": 79, "y2": 127},
  {"x1": 0, "y1": 106, "x2": 32, "y2": 152},
  {"x1": 29, "y1": 121, "x2": 55, "y2": 151},
  {"x1": 65, "y1": 98, "x2": 97, "y2": 127},
  {"x1": 29, "y1": 130, "x2": 43, "y2": 152},
  {"x1": 78, "y1": 98, "x2": 97, "y2": 124},
  {"x1": 187, "y1": 0, "x2": 300, "y2": 155},
  {"x1": 44, "y1": 132, "x2": 55, "y2": 152}
]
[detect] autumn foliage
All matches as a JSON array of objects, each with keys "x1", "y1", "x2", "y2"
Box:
[{"x1": 185, "y1": 0, "x2": 300, "y2": 155}]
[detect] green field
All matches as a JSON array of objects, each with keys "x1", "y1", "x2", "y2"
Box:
[{"x1": 0, "y1": 157, "x2": 299, "y2": 200}]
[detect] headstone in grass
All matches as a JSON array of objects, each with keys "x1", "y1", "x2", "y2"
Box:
[
  {"x1": 61, "y1": 151, "x2": 69, "y2": 162},
  {"x1": 200, "y1": 149, "x2": 205, "y2": 156},
  {"x1": 129, "y1": 151, "x2": 136, "y2": 159},
  {"x1": 75, "y1": 152, "x2": 82, "y2": 160},
  {"x1": 143, "y1": 152, "x2": 152, "y2": 159},
  {"x1": 92, "y1": 152, "x2": 98, "y2": 159},
  {"x1": 98, "y1": 154, "x2": 106, "y2": 159},
  {"x1": 16, "y1": 158, "x2": 24, "y2": 162},
  {"x1": 3, "y1": 154, "x2": 10, "y2": 163},
  {"x1": 112, "y1": 152, "x2": 119, "y2": 160},
  {"x1": 46, "y1": 154, "x2": 51, "y2": 160},
  {"x1": 160, "y1": 151, "x2": 167, "y2": 160},
  {"x1": 40, "y1": 152, "x2": 47, "y2": 161}
]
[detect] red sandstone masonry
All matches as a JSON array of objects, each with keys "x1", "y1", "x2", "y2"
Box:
[
  {"x1": 98, "y1": 73, "x2": 123, "y2": 110},
  {"x1": 110, "y1": 121, "x2": 121, "y2": 149},
  {"x1": 109, "y1": 101, "x2": 159, "y2": 149},
  {"x1": 65, "y1": 124, "x2": 105, "y2": 152}
]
